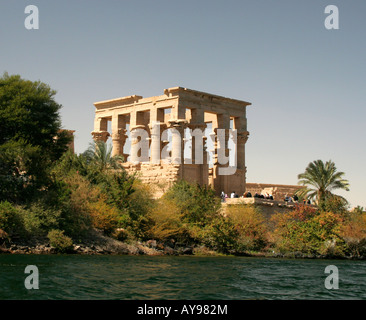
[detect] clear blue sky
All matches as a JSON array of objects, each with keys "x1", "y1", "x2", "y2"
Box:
[{"x1": 1, "y1": 0, "x2": 365, "y2": 208}]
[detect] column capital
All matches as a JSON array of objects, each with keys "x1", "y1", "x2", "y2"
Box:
[
  {"x1": 188, "y1": 123, "x2": 207, "y2": 131},
  {"x1": 148, "y1": 121, "x2": 161, "y2": 131},
  {"x1": 130, "y1": 124, "x2": 147, "y2": 131},
  {"x1": 91, "y1": 131, "x2": 110, "y2": 143},
  {"x1": 237, "y1": 131, "x2": 250, "y2": 144},
  {"x1": 112, "y1": 128, "x2": 128, "y2": 141},
  {"x1": 168, "y1": 119, "x2": 187, "y2": 129}
]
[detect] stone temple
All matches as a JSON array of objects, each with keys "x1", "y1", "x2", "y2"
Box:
[{"x1": 91, "y1": 87, "x2": 251, "y2": 196}]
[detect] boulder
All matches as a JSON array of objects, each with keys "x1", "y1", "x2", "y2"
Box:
[
  {"x1": 146, "y1": 240, "x2": 157, "y2": 248},
  {"x1": 182, "y1": 247, "x2": 193, "y2": 255},
  {"x1": 164, "y1": 246, "x2": 175, "y2": 255}
]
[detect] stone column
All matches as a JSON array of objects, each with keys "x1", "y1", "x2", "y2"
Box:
[
  {"x1": 129, "y1": 128, "x2": 139, "y2": 164},
  {"x1": 212, "y1": 113, "x2": 231, "y2": 194},
  {"x1": 168, "y1": 120, "x2": 186, "y2": 165},
  {"x1": 189, "y1": 108, "x2": 206, "y2": 165},
  {"x1": 160, "y1": 124, "x2": 169, "y2": 162},
  {"x1": 216, "y1": 114, "x2": 231, "y2": 164},
  {"x1": 237, "y1": 131, "x2": 249, "y2": 170},
  {"x1": 189, "y1": 124, "x2": 206, "y2": 165},
  {"x1": 111, "y1": 128, "x2": 128, "y2": 158},
  {"x1": 149, "y1": 107, "x2": 165, "y2": 165},
  {"x1": 129, "y1": 111, "x2": 139, "y2": 164},
  {"x1": 111, "y1": 114, "x2": 128, "y2": 157},
  {"x1": 150, "y1": 121, "x2": 161, "y2": 165}
]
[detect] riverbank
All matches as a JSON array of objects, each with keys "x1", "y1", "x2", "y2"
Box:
[
  {"x1": 1, "y1": 229, "x2": 364, "y2": 260},
  {"x1": 0, "y1": 229, "x2": 195, "y2": 256}
]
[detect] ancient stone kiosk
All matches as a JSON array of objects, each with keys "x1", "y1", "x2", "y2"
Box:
[{"x1": 92, "y1": 87, "x2": 251, "y2": 196}]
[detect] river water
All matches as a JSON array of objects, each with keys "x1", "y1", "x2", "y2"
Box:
[{"x1": 0, "y1": 255, "x2": 365, "y2": 300}]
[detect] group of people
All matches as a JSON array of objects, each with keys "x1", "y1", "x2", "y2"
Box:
[
  {"x1": 253, "y1": 192, "x2": 273, "y2": 200},
  {"x1": 220, "y1": 190, "x2": 311, "y2": 204},
  {"x1": 220, "y1": 191, "x2": 239, "y2": 201},
  {"x1": 284, "y1": 194, "x2": 311, "y2": 205},
  {"x1": 220, "y1": 191, "x2": 311, "y2": 204},
  {"x1": 220, "y1": 190, "x2": 274, "y2": 202}
]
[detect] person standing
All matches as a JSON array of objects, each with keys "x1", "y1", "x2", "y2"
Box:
[{"x1": 221, "y1": 191, "x2": 226, "y2": 202}]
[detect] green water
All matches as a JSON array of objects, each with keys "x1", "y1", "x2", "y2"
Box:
[{"x1": 0, "y1": 255, "x2": 365, "y2": 300}]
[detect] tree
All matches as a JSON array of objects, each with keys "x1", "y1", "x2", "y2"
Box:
[
  {"x1": 0, "y1": 73, "x2": 70, "y2": 202},
  {"x1": 296, "y1": 160, "x2": 350, "y2": 205},
  {"x1": 0, "y1": 73, "x2": 69, "y2": 157},
  {"x1": 83, "y1": 140, "x2": 124, "y2": 172}
]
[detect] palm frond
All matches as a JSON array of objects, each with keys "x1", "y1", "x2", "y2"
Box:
[
  {"x1": 297, "y1": 159, "x2": 349, "y2": 204},
  {"x1": 83, "y1": 140, "x2": 125, "y2": 171}
]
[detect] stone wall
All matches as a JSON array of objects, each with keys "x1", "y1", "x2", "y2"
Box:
[
  {"x1": 245, "y1": 183, "x2": 302, "y2": 201},
  {"x1": 122, "y1": 162, "x2": 181, "y2": 197},
  {"x1": 223, "y1": 197, "x2": 317, "y2": 220}
]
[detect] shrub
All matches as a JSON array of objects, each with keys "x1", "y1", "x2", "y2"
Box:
[
  {"x1": 226, "y1": 204, "x2": 269, "y2": 252},
  {"x1": 123, "y1": 179, "x2": 155, "y2": 221},
  {"x1": 146, "y1": 198, "x2": 190, "y2": 243},
  {"x1": 88, "y1": 169, "x2": 154, "y2": 239},
  {"x1": 340, "y1": 211, "x2": 366, "y2": 257},
  {"x1": 271, "y1": 210, "x2": 345, "y2": 256},
  {"x1": 47, "y1": 229, "x2": 73, "y2": 253},
  {"x1": 58, "y1": 173, "x2": 96, "y2": 236},
  {"x1": 88, "y1": 195, "x2": 119, "y2": 235},
  {"x1": 51, "y1": 150, "x2": 88, "y2": 179},
  {"x1": 19, "y1": 202, "x2": 61, "y2": 236},
  {"x1": 164, "y1": 180, "x2": 221, "y2": 226},
  {"x1": 318, "y1": 194, "x2": 349, "y2": 215},
  {"x1": 197, "y1": 215, "x2": 238, "y2": 254},
  {"x1": 0, "y1": 201, "x2": 24, "y2": 237},
  {"x1": 111, "y1": 228, "x2": 131, "y2": 241},
  {"x1": 87, "y1": 168, "x2": 136, "y2": 209},
  {"x1": 288, "y1": 204, "x2": 317, "y2": 222}
]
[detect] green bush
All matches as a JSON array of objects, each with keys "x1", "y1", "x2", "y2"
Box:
[
  {"x1": 271, "y1": 210, "x2": 345, "y2": 256},
  {"x1": 226, "y1": 204, "x2": 269, "y2": 252},
  {"x1": 197, "y1": 216, "x2": 238, "y2": 254},
  {"x1": 19, "y1": 202, "x2": 61, "y2": 236},
  {"x1": 56, "y1": 173, "x2": 96, "y2": 237},
  {"x1": 0, "y1": 201, "x2": 24, "y2": 236},
  {"x1": 164, "y1": 180, "x2": 221, "y2": 226},
  {"x1": 318, "y1": 194, "x2": 349, "y2": 215},
  {"x1": 111, "y1": 228, "x2": 131, "y2": 242},
  {"x1": 146, "y1": 198, "x2": 191, "y2": 243},
  {"x1": 47, "y1": 229, "x2": 73, "y2": 253},
  {"x1": 51, "y1": 150, "x2": 88, "y2": 179}
]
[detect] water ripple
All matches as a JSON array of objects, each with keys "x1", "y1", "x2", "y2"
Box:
[{"x1": 0, "y1": 255, "x2": 365, "y2": 299}]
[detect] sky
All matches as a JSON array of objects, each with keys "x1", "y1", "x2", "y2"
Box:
[{"x1": 1, "y1": 0, "x2": 365, "y2": 208}]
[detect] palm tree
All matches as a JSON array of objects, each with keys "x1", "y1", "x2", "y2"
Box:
[
  {"x1": 83, "y1": 141, "x2": 124, "y2": 171},
  {"x1": 296, "y1": 159, "x2": 350, "y2": 204}
]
